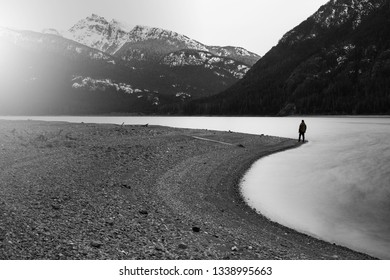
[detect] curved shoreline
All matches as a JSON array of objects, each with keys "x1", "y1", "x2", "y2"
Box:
[
  {"x1": 157, "y1": 135, "x2": 374, "y2": 259},
  {"x1": 0, "y1": 120, "x2": 375, "y2": 259}
]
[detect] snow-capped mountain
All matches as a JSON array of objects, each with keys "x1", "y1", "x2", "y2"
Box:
[
  {"x1": 64, "y1": 14, "x2": 131, "y2": 55},
  {"x1": 126, "y1": 25, "x2": 209, "y2": 51},
  {"x1": 0, "y1": 26, "x2": 152, "y2": 114},
  {"x1": 114, "y1": 25, "x2": 207, "y2": 62},
  {"x1": 0, "y1": 26, "x2": 114, "y2": 62},
  {"x1": 64, "y1": 15, "x2": 260, "y2": 66},
  {"x1": 161, "y1": 50, "x2": 249, "y2": 79},
  {"x1": 280, "y1": 0, "x2": 385, "y2": 45},
  {"x1": 185, "y1": 0, "x2": 390, "y2": 115},
  {"x1": 312, "y1": 0, "x2": 384, "y2": 29},
  {"x1": 0, "y1": 25, "x2": 249, "y2": 115},
  {"x1": 208, "y1": 46, "x2": 260, "y2": 66}
]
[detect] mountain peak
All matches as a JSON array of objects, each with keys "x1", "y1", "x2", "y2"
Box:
[
  {"x1": 65, "y1": 14, "x2": 130, "y2": 54},
  {"x1": 110, "y1": 19, "x2": 133, "y2": 32},
  {"x1": 88, "y1": 13, "x2": 107, "y2": 22},
  {"x1": 64, "y1": 15, "x2": 260, "y2": 65},
  {"x1": 127, "y1": 25, "x2": 209, "y2": 51},
  {"x1": 280, "y1": 0, "x2": 386, "y2": 45},
  {"x1": 312, "y1": 0, "x2": 385, "y2": 29},
  {"x1": 195, "y1": 0, "x2": 390, "y2": 115},
  {"x1": 130, "y1": 25, "x2": 185, "y2": 39}
]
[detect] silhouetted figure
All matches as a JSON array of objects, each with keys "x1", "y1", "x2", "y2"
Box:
[{"x1": 298, "y1": 120, "x2": 307, "y2": 142}]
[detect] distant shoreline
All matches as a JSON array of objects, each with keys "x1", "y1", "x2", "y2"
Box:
[
  {"x1": 1, "y1": 114, "x2": 390, "y2": 120},
  {"x1": 0, "y1": 119, "x2": 375, "y2": 259}
]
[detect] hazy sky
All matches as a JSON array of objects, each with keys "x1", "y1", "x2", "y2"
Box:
[{"x1": 0, "y1": 0, "x2": 329, "y2": 55}]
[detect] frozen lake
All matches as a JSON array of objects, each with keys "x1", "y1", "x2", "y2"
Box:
[
  {"x1": 2, "y1": 115, "x2": 390, "y2": 258},
  {"x1": 240, "y1": 117, "x2": 390, "y2": 259}
]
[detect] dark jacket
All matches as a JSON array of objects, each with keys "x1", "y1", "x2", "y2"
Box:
[{"x1": 299, "y1": 122, "x2": 307, "y2": 133}]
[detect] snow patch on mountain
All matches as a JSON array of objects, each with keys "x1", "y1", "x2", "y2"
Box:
[
  {"x1": 71, "y1": 76, "x2": 160, "y2": 105},
  {"x1": 0, "y1": 27, "x2": 111, "y2": 62},
  {"x1": 72, "y1": 76, "x2": 138, "y2": 94},
  {"x1": 111, "y1": 19, "x2": 132, "y2": 33},
  {"x1": 42, "y1": 28, "x2": 63, "y2": 36},
  {"x1": 162, "y1": 50, "x2": 249, "y2": 79},
  {"x1": 127, "y1": 25, "x2": 209, "y2": 52},
  {"x1": 208, "y1": 46, "x2": 260, "y2": 65},
  {"x1": 64, "y1": 14, "x2": 130, "y2": 54},
  {"x1": 176, "y1": 92, "x2": 191, "y2": 100},
  {"x1": 64, "y1": 14, "x2": 259, "y2": 66},
  {"x1": 312, "y1": 0, "x2": 383, "y2": 29},
  {"x1": 281, "y1": 0, "x2": 385, "y2": 45}
]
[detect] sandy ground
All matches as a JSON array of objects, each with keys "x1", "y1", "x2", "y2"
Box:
[{"x1": 0, "y1": 120, "x2": 374, "y2": 259}]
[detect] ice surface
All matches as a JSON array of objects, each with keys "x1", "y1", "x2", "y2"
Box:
[
  {"x1": 2, "y1": 115, "x2": 389, "y2": 258},
  {"x1": 241, "y1": 117, "x2": 390, "y2": 259}
]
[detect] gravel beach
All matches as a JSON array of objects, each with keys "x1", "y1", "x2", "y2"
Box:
[{"x1": 0, "y1": 120, "x2": 374, "y2": 259}]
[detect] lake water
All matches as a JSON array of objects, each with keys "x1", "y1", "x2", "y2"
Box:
[{"x1": 2, "y1": 116, "x2": 390, "y2": 259}]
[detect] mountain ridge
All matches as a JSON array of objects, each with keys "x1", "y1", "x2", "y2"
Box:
[
  {"x1": 63, "y1": 14, "x2": 260, "y2": 66},
  {"x1": 183, "y1": 0, "x2": 390, "y2": 115},
  {"x1": 0, "y1": 23, "x2": 253, "y2": 114}
]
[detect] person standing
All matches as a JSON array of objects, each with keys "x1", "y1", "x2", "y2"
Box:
[{"x1": 298, "y1": 120, "x2": 307, "y2": 142}]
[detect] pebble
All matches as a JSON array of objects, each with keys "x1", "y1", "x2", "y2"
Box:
[
  {"x1": 192, "y1": 226, "x2": 200, "y2": 233},
  {"x1": 231, "y1": 246, "x2": 238, "y2": 251},
  {"x1": 90, "y1": 241, "x2": 103, "y2": 248},
  {"x1": 155, "y1": 245, "x2": 164, "y2": 251},
  {"x1": 51, "y1": 203, "x2": 61, "y2": 210},
  {"x1": 178, "y1": 243, "x2": 188, "y2": 249},
  {"x1": 139, "y1": 210, "x2": 148, "y2": 215},
  {"x1": 121, "y1": 184, "x2": 131, "y2": 189},
  {"x1": 106, "y1": 220, "x2": 115, "y2": 226}
]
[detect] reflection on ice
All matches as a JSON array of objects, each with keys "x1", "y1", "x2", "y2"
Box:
[{"x1": 241, "y1": 118, "x2": 390, "y2": 259}]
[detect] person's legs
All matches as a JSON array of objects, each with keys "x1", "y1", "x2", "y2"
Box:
[
  {"x1": 302, "y1": 133, "x2": 305, "y2": 142},
  {"x1": 298, "y1": 133, "x2": 302, "y2": 142}
]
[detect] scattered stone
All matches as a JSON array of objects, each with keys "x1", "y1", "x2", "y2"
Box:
[
  {"x1": 106, "y1": 220, "x2": 115, "y2": 226},
  {"x1": 121, "y1": 184, "x2": 131, "y2": 189},
  {"x1": 139, "y1": 210, "x2": 148, "y2": 215},
  {"x1": 192, "y1": 226, "x2": 200, "y2": 233},
  {"x1": 90, "y1": 241, "x2": 103, "y2": 248},
  {"x1": 155, "y1": 245, "x2": 164, "y2": 251},
  {"x1": 237, "y1": 144, "x2": 245, "y2": 148},
  {"x1": 248, "y1": 246, "x2": 253, "y2": 250},
  {"x1": 178, "y1": 243, "x2": 188, "y2": 250},
  {"x1": 51, "y1": 203, "x2": 61, "y2": 210},
  {"x1": 231, "y1": 246, "x2": 238, "y2": 251}
]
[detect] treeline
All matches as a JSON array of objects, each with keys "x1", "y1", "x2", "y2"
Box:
[{"x1": 177, "y1": 0, "x2": 390, "y2": 116}]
